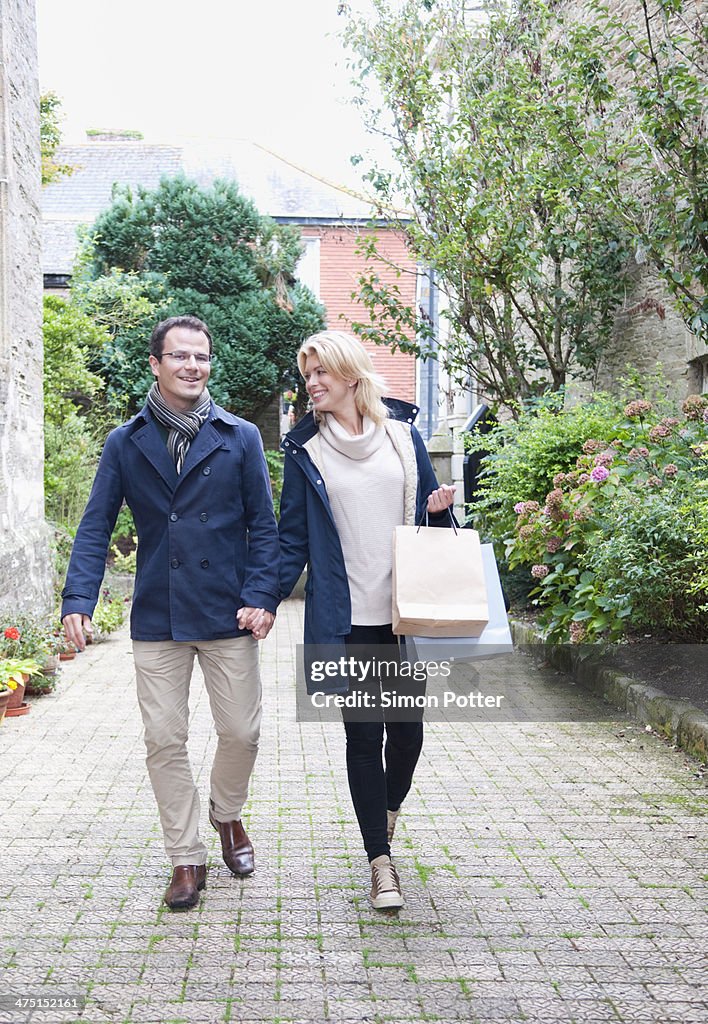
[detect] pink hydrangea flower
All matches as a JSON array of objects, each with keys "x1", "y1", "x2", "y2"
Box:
[
  {"x1": 663, "y1": 463, "x2": 678, "y2": 478},
  {"x1": 531, "y1": 564, "x2": 550, "y2": 579},
  {"x1": 569, "y1": 621, "x2": 587, "y2": 644},
  {"x1": 624, "y1": 399, "x2": 652, "y2": 419},
  {"x1": 590, "y1": 465, "x2": 610, "y2": 482},
  {"x1": 682, "y1": 394, "x2": 708, "y2": 420}
]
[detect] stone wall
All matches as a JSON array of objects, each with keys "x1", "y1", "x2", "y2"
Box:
[
  {"x1": 597, "y1": 262, "x2": 701, "y2": 403},
  {"x1": 559, "y1": 0, "x2": 708, "y2": 399},
  {"x1": 0, "y1": 0, "x2": 52, "y2": 618}
]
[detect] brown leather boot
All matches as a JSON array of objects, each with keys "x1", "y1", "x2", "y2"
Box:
[
  {"x1": 164, "y1": 864, "x2": 206, "y2": 910},
  {"x1": 209, "y1": 800, "x2": 255, "y2": 876}
]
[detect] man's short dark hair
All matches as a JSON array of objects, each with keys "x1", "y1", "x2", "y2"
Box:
[{"x1": 150, "y1": 315, "x2": 213, "y2": 359}]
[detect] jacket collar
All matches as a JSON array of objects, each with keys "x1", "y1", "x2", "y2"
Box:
[
  {"x1": 281, "y1": 397, "x2": 419, "y2": 453},
  {"x1": 130, "y1": 400, "x2": 233, "y2": 489},
  {"x1": 133, "y1": 399, "x2": 239, "y2": 428}
]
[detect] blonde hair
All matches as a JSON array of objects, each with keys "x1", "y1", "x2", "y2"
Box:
[{"x1": 298, "y1": 331, "x2": 389, "y2": 426}]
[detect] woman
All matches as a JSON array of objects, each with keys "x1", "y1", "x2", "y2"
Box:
[{"x1": 279, "y1": 331, "x2": 455, "y2": 910}]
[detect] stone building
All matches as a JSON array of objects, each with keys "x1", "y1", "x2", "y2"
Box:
[{"x1": 0, "y1": 0, "x2": 52, "y2": 618}]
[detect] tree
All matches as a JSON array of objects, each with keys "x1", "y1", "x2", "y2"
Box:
[
  {"x1": 40, "y1": 92, "x2": 73, "y2": 185},
  {"x1": 590, "y1": 0, "x2": 707, "y2": 340},
  {"x1": 79, "y1": 175, "x2": 325, "y2": 417},
  {"x1": 342, "y1": 1, "x2": 636, "y2": 410}
]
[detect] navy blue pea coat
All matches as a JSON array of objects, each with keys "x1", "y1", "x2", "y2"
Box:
[
  {"x1": 278, "y1": 400, "x2": 449, "y2": 691},
  {"x1": 61, "y1": 402, "x2": 280, "y2": 642}
]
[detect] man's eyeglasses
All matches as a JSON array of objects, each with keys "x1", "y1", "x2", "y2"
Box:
[{"x1": 161, "y1": 351, "x2": 212, "y2": 365}]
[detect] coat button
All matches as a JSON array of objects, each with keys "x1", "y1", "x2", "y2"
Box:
[
  {"x1": 200, "y1": 558, "x2": 210, "y2": 568},
  {"x1": 316, "y1": 479, "x2": 322, "y2": 485},
  {"x1": 202, "y1": 466, "x2": 211, "y2": 475},
  {"x1": 170, "y1": 558, "x2": 180, "y2": 569},
  {"x1": 169, "y1": 512, "x2": 178, "y2": 522},
  {"x1": 199, "y1": 512, "x2": 208, "y2": 522}
]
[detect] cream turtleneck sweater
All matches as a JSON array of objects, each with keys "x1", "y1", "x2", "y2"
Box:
[{"x1": 318, "y1": 414, "x2": 405, "y2": 625}]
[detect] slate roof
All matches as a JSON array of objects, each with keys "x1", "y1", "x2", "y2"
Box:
[{"x1": 42, "y1": 139, "x2": 383, "y2": 275}]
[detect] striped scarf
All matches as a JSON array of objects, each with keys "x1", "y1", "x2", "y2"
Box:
[{"x1": 147, "y1": 382, "x2": 211, "y2": 474}]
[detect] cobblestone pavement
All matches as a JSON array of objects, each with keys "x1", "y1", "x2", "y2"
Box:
[{"x1": 1, "y1": 599, "x2": 706, "y2": 1024}]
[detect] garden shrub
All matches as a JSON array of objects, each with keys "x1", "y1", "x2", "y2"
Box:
[
  {"x1": 44, "y1": 417, "x2": 101, "y2": 528},
  {"x1": 469, "y1": 391, "x2": 708, "y2": 642},
  {"x1": 264, "y1": 450, "x2": 284, "y2": 518}
]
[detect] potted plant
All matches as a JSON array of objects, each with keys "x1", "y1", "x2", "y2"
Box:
[
  {"x1": 1, "y1": 619, "x2": 60, "y2": 699},
  {"x1": 0, "y1": 657, "x2": 41, "y2": 721}
]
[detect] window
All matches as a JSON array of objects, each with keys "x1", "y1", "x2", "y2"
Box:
[{"x1": 295, "y1": 236, "x2": 320, "y2": 299}]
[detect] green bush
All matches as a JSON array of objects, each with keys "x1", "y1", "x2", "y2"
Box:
[
  {"x1": 472, "y1": 391, "x2": 708, "y2": 642},
  {"x1": 586, "y1": 484, "x2": 707, "y2": 640},
  {"x1": 44, "y1": 416, "x2": 101, "y2": 528},
  {"x1": 43, "y1": 294, "x2": 106, "y2": 426},
  {"x1": 466, "y1": 390, "x2": 630, "y2": 540},
  {"x1": 92, "y1": 587, "x2": 129, "y2": 640},
  {"x1": 264, "y1": 449, "x2": 284, "y2": 518}
]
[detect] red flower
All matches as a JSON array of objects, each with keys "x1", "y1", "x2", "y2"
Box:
[{"x1": 3, "y1": 627, "x2": 20, "y2": 641}]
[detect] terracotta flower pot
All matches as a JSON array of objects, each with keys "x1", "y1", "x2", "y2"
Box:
[
  {"x1": 5, "y1": 701, "x2": 30, "y2": 718},
  {"x1": 0, "y1": 688, "x2": 12, "y2": 724},
  {"x1": 6, "y1": 676, "x2": 26, "y2": 711}
]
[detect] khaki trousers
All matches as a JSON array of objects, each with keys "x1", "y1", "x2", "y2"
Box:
[{"x1": 132, "y1": 636, "x2": 261, "y2": 866}]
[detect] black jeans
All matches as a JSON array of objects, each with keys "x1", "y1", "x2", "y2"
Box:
[{"x1": 343, "y1": 623, "x2": 424, "y2": 862}]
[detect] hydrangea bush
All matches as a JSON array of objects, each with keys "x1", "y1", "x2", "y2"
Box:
[{"x1": 468, "y1": 392, "x2": 708, "y2": 642}]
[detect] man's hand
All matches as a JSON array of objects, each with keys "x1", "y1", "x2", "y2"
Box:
[
  {"x1": 237, "y1": 607, "x2": 275, "y2": 641},
  {"x1": 427, "y1": 484, "x2": 456, "y2": 514},
  {"x1": 62, "y1": 613, "x2": 94, "y2": 652}
]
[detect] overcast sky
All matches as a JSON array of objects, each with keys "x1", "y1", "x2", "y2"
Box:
[{"x1": 36, "y1": 0, "x2": 389, "y2": 188}]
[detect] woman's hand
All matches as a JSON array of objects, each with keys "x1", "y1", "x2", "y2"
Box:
[{"x1": 427, "y1": 484, "x2": 456, "y2": 513}]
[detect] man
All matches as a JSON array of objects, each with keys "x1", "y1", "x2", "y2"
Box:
[{"x1": 62, "y1": 315, "x2": 279, "y2": 911}]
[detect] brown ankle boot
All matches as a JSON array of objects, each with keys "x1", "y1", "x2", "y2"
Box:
[
  {"x1": 209, "y1": 801, "x2": 254, "y2": 876},
  {"x1": 164, "y1": 864, "x2": 206, "y2": 910}
]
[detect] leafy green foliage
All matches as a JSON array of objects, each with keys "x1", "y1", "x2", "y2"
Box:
[
  {"x1": 92, "y1": 588, "x2": 128, "y2": 639},
  {"x1": 42, "y1": 297, "x2": 108, "y2": 528},
  {"x1": 475, "y1": 391, "x2": 708, "y2": 641},
  {"x1": 264, "y1": 449, "x2": 284, "y2": 518},
  {"x1": 343, "y1": 0, "x2": 633, "y2": 408},
  {"x1": 44, "y1": 418, "x2": 101, "y2": 529},
  {"x1": 466, "y1": 390, "x2": 631, "y2": 538},
  {"x1": 43, "y1": 295, "x2": 106, "y2": 426},
  {"x1": 40, "y1": 92, "x2": 73, "y2": 185},
  {"x1": 78, "y1": 176, "x2": 325, "y2": 418}
]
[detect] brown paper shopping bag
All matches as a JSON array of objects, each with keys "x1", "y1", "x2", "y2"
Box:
[{"x1": 392, "y1": 524, "x2": 489, "y2": 637}]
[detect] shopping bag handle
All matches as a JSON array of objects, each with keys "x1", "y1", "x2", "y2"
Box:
[{"x1": 416, "y1": 506, "x2": 458, "y2": 534}]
